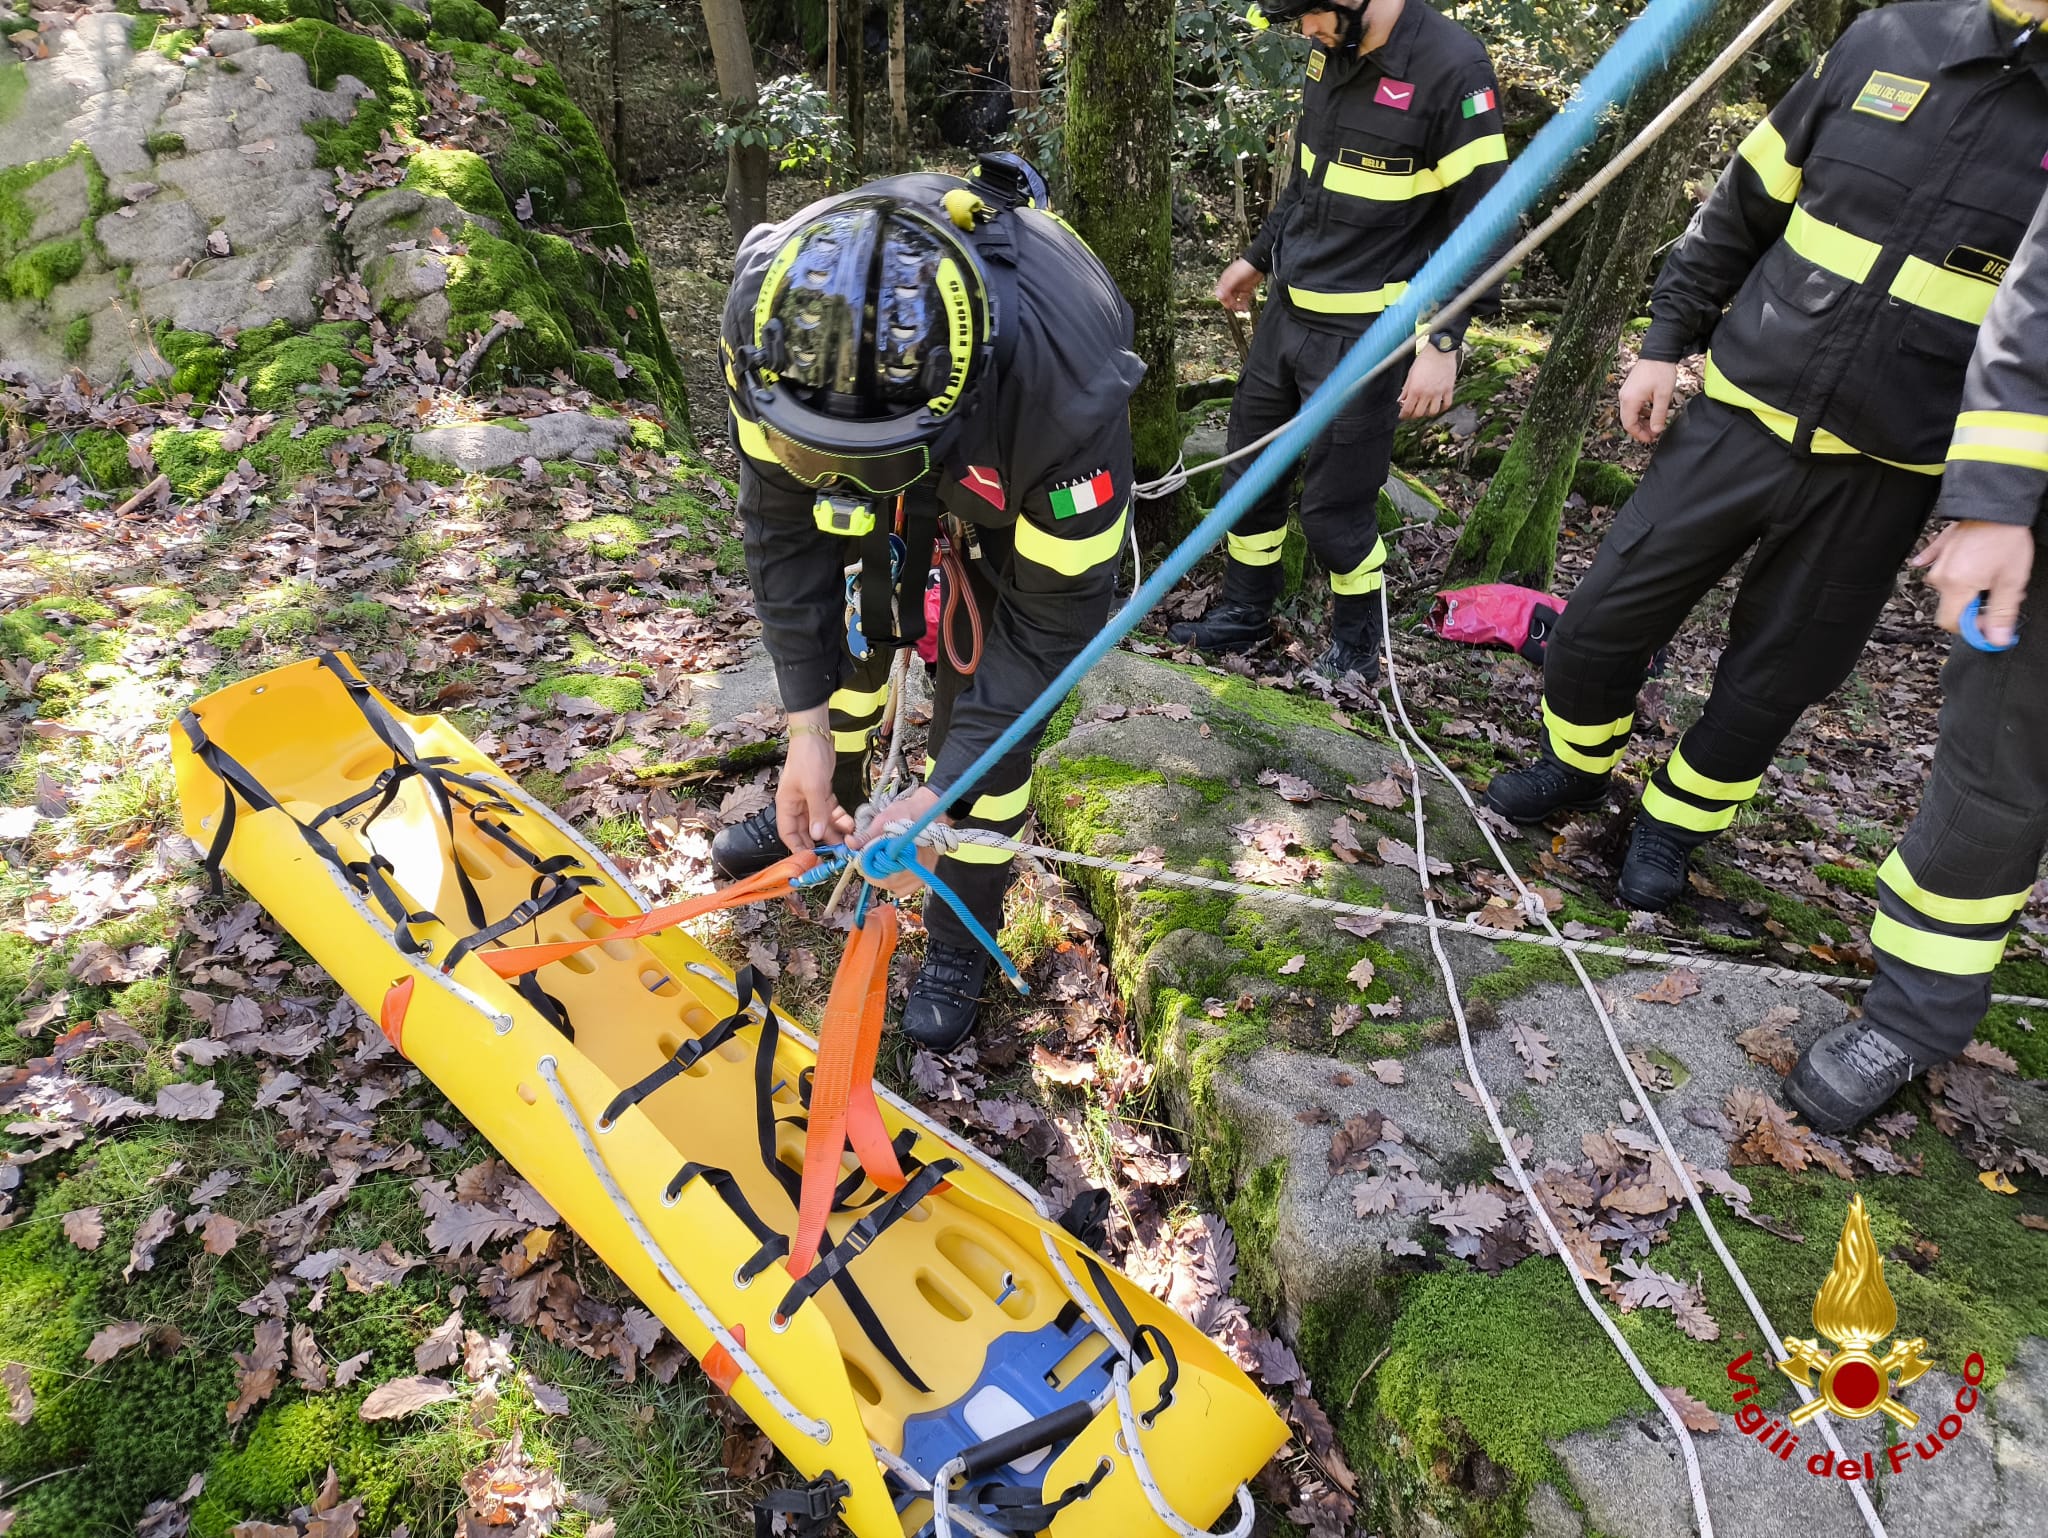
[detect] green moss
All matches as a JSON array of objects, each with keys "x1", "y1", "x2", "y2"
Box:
[
  {"x1": 147, "y1": 27, "x2": 195, "y2": 61},
  {"x1": 155, "y1": 327, "x2": 226, "y2": 400},
  {"x1": 520, "y1": 767, "x2": 568, "y2": 807},
  {"x1": 563, "y1": 513, "x2": 647, "y2": 561},
  {"x1": 1571, "y1": 458, "x2": 1637, "y2": 510},
  {"x1": 1157, "y1": 659, "x2": 1343, "y2": 735},
  {"x1": 238, "y1": 321, "x2": 368, "y2": 409},
  {"x1": 402, "y1": 146, "x2": 513, "y2": 224},
  {"x1": 144, "y1": 130, "x2": 186, "y2": 157},
  {"x1": 254, "y1": 21, "x2": 422, "y2": 168},
  {"x1": 30, "y1": 426, "x2": 134, "y2": 490},
  {"x1": 149, "y1": 428, "x2": 235, "y2": 499},
  {"x1": 1225, "y1": 1156, "x2": 1288, "y2": 1316},
  {"x1": 1816, "y1": 862, "x2": 1878, "y2": 899},
  {"x1": 62, "y1": 311, "x2": 91, "y2": 361},
  {"x1": 429, "y1": 0, "x2": 500, "y2": 42},
  {"x1": 646, "y1": 490, "x2": 743, "y2": 575},
  {"x1": 440, "y1": 226, "x2": 578, "y2": 379},
  {"x1": 0, "y1": 595, "x2": 116, "y2": 664},
  {"x1": 229, "y1": 0, "x2": 338, "y2": 20},
  {"x1": 344, "y1": 0, "x2": 430, "y2": 37},
  {"x1": 1984, "y1": 955, "x2": 2048, "y2": 1077},
  {"x1": 521, "y1": 674, "x2": 645, "y2": 713},
  {"x1": 1, "y1": 237, "x2": 83, "y2": 302}
]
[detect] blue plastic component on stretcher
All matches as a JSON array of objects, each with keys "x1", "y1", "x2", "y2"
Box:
[{"x1": 1961, "y1": 595, "x2": 2021, "y2": 654}]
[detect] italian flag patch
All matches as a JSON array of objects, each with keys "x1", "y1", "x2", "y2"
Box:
[
  {"x1": 1050, "y1": 468, "x2": 1114, "y2": 519},
  {"x1": 1460, "y1": 87, "x2": 1497, "y2": 118}
]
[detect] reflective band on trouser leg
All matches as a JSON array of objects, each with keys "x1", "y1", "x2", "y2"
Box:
[
  {"x1": 1735, "y1": 118, "x2": 1801, "y2": 203},
  {"x1": 1948, "y1": 410, "x2": 2048, "y2": 472},
  {"x1": 1870, "y1": 914, "x2": 2011, "y2": 975},
  {"x1": 1227, "y1": 526, "x2": 1288, "y2": 567},
  {"x1": 1330, "y1": 535, "x2": 1388, "y2": 595},
  {"x1": 1541, "y1": 699, "x2": 1631, "y2": 774},
  {"x1": 1878, "y1": 849, "x2": 2031, "y2": 929},
  {"x1": 1640, "y1": 742, "x2": 1761, "y2": 835}
]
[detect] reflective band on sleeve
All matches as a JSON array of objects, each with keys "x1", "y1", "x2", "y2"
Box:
[
  {"x1": 1878, "y1": 850, "x2": 2031, "y2": 928},
  {"x1": 829, "y1": 683, "x2": 890, "y2": 717},
  {"x1": 731, "y1": 406, "x2": 773, "y2": 463},
  {"x1": 1437, "y1": 133, "x2": 1509, "y2": 186},
  {"x1": 1736, "y1": 118, "x2": 1802, "y2": 203},
  {"x1": 1890, "y1": 256, "x2": 1998, "y2": 326},
  {"x1": 833, "y1": 727, "x2": 875, "y2": 752},
  {"x1": 1665, "y1": 747, "x2": 1762, "y2": 803},
  {"x1": 943, "y1": 840, "x2": 1015, "y2": 865},
  {"x1": 1015, "y1": 504, "x2": 1128, "y2": 576},
  {"x1": 1642, "y1": 781, "x2": 1739, "y2": 834},
  {"x1": 1703, "y1": 357, "x2": 1942, "y2": 474},
  {"x1": 1330, "y1": 536, "x2": 1389, "y2": 595},
  {"x1": 1948, "y1": 411, "x2": 2048, "y2": 471},
  {"x1": 1227, "y1": 527, "x2": 1289, "y2": 567},
  {"x1": 1870, "y1": 912, "x2": 2010, "y2": 976},
  {"x1": 968, "y1": 781, "x2": 1032, "y2": 822},
  {"x1": 1783, "y1": 205, "x2": 1880, "y2": 284},
  {"x1": 1287, "y1": 280, "x2": 1410, "y2": 315}
]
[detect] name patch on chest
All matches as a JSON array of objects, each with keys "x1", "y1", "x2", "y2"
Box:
[
  {"x1": 1335, "y1": 146, "x2": 1415, "y2": 175},
  {"x1": 1307, "y1": 48, "x2": 1325, "y2": 82},
  {"x1": 1944, "y1": 245, "x2": 2009, "y2": 285},
  {"x1": 1852, "y1": 70, "x2": 1929, "y2": 122}
]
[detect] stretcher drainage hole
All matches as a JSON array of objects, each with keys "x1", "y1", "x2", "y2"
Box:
[
  {"x1": 641, "y1": 968, "x2": 680, "y2": 997},
  {"x1": 341, "y1": 747, "x2": 389, "y2": 782},
  {"x1": 455, "y1": 846, "x2": 494, "y2": 882},
  {"x1": 517, "y1": 1082, "x2": 537, "y2": 1105},
  {"x1": 843, "y1": 1359, "x2": 883, "y2": 1406},
  {"x1": 656, "y1": 1034, "x2": 681, "y2": 1059},
  {"x1": 601, "y1": 939, "x2": 636, "y2": 962},
  {"x1": 559, "y1": 952, "x2": 597, "y2": 976},
  {"x1": 914, "y1": 1271, "x2": 972, "y2": 1323},
  {"x1": 681, "y1": 1005, "x2": 715, "y2": 1033},
  {"x1": 573, "y1": 910, "x2": 609, "y2": 937}
]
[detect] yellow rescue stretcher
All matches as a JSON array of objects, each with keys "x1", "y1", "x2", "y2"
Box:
[{"x1": 172, "y1": 653, "x2": 1286, "y2": 1538}]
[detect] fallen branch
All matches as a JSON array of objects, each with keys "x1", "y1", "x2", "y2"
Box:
[
  {"x1": 447, "y1": 311, "x2": 525, "y2": 390},
  {"x1": 109, "y1": 472, "x2": 169, "y2": 519}
]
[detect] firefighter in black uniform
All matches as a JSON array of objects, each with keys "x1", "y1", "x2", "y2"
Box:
[
  {"x1": 1486, "y1": 0, "x2": 2048, "y2": 912},
  {"x1": 714, "y1": 159, "x2": 1144, "y2": 1051},
  {"x1": 1170, "y1": 0, "x2": 1509, "y2": 680},
  {"x1": 1789, "y1": 187, "x2": 2048, "y2": 1131}
]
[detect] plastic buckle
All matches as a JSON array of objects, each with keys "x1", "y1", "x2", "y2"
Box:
[{"x1": 813, "y1": 494, "x2": 875, "y2": 537}]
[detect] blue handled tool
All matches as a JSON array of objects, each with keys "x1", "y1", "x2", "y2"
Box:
[{"x1": 1961, "y1": 595, "x2": 2020, "y2": 654}]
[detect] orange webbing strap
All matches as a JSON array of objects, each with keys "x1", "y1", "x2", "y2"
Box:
[
  {"x1": 478, "y1": 850, "x2": 821, "y2": 979},
  {"x1": 379, "y1": 977, "x2": 415, "y2": 1055},
  {"x1": 790, "y1": 903, "x2": 906, "y2": 1275}
]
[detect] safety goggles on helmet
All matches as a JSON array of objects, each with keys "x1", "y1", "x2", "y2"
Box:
[
  {"x1": 734, "y1": 195, "x2": 994, "y2": 499},
  {"x1": 1247, "y1": 0, "x2": 1324, "y2": 26}
]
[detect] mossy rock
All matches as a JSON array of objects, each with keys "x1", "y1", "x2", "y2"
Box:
[
  {"x1": 238, "y1": 320, "x2": 369, "y2": 410},
  {"x1": 520, "y1": 674, "x2": 645, "y2": 713},
  {"x1": 29, "y1": 426, "x2": 136, "y2": 491},
  {"x1": 0, "y1": 236, "x2": 83, "y2": 302},
  {"x1": 402, "y1": 146, "x2": 513, "y2": 225},
  {"x1": 343, "y1": 0, "x2": 429, "y2": 38},
  {"x1": 428, "y1": 0, "x2": 500, "y2": 44},
  {"x1": 0, "y1": 595, "x2": 117, "y2": 664},
  {"x1": 150, "y1": 422, "x2": 396, "y2": 499},
  {"x1": 252, "y1": 20, "x2": 423, "y2": 168}
]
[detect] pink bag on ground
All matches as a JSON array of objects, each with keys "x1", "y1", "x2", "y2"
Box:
[{"x1": 1429, "y1": 584, "x2": 1567, "y2": 664}]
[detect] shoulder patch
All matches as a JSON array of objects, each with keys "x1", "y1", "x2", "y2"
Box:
[
  {"x1": 1851, "y1": 70, "x2": 1928, "y2": 123},
  {"x1": 1307, "y1": 47, "x2": 1325, "y2": 82},
  {"x1": 1460, "y1": 87, "x2": 1497, "y2": 119},
  {"x1": 1374, "y1": 77, "x2": 1415, "y2": 111},
  {"x1": 1049, "y1": 469, "x2": 1114, "y2": 520}
]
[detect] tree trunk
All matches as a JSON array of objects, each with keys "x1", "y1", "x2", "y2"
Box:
[
  {"x1": 846, "y1": 0, "x2": 868, "y2": 180},
  {"x1": 1447, "y1": 0, "x2": 1757, "y2": 586},
  {"x1": 1008, "y1": 0, "x2": 1039, "y2": 119},
  {"x1": 827, "y1": 0, "x2": 840, "y2": 184},
  {"x1": 1065, "y1": 0, "x2": 1180, "y2": 541},
  {"x1": 888, "y1": 0, "x2": 909, "y2": 171},
  {"x1": 608, "y1": 0, "x2": 626, "y2": 177},
  {"x1": 702, "y1": 0, "x2": 768, "y2": 241}
]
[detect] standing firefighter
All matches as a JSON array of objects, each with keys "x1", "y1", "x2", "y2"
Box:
[
  {"x1": 716, "y1": 159, "x2": 1144, "y2": 1051},
  {"x1": 1169, "y1": 0, "x2": 1509, "y2": 681},
  {"x1": 1788, "y1": 189, "x2": 2048, "y2": 1132},
  {"x1": 1486, "y1": 0, "x2": 2048, "y2": 912}
]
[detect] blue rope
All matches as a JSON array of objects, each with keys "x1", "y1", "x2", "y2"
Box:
[
  {"x1": 865, "y1": 0, "x2": 1718, "y2": 884},
  {"x1": 854, "y1": 846, "x2": 1029, "y2": 991}
]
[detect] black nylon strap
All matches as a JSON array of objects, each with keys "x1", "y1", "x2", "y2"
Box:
[
  {"x1": 665, "y1": 1162, "x2": 789, "y2": 1282},
  {"x1": 1131, "y1": 1323, "x2": 1178, "y2": 1426},
  {"x1": 752, "y1": 1475, "x2": 848, "y2": 1538},
  {"x1": 179, "y1": 710, "x2": 352, "y2": 894},
  {"x1": 776, "y1": 1158, "x2": 960, "y2": 1323},
  {"x1": 441, "y1": 869, "x2": 597, "y2": 975},
  {"x1": 512, "y1": 971, "x2": 575, "y2": 1041},
  {"x1": 962, "y1": 1459, "x2": 1113, "y2": 1532},
  {"x1": 604, "y1": 967, "x2": 771, "y2": 1129},
  {"x1": 1082, "y1": 1253, "x2": 1146, "y2": 1359}
]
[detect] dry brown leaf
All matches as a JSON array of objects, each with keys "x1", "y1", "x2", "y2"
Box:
[
  {"x1": 125, "y1": 1205, "x2": 176, "y2": 1281},
  {"x1": 1259, "y1": 769, "x2": 1323, "y2": 804},
  {"x1": 1377, "y1": 836, "x2": 1451, "y2": 878},
  {"x1": 201, "y1": 1212, "x2": 242, "y2": 1257},
  {"x1": 1278, "y1": 954, "x2": 1307, "y2": 975},
  {"x1": 1962, "y1": 1040, "x2": 2020, "y2": 1075},
  {"x1": 155, "y1": 1080, "x2": 224, "y2": 1121},
  {"x1": 1367, "y1": 1058, "x2": 1405, "y2": 1085},
  {"x1": 4, "y1": 1364, "x2": 32, "y2": 1426},
  {"x1": 1508, "y1": 1021, "x2": 1557, "y2": 1084},
  {"x1": 1346, "y1": 957, "x2": 1377, "y2": 991},
  {"x1": 1347, "y1": 777, "x2": 1406, "y2": 808},
  {"x1": 61, "y1": 1207, "x2": 104, "y2": 1251},
  {"x1": 1329, "y1": 815, "x2": 1363, "y2": 864},
  {"x1": 1659, "y1": 1384, "x2": 1718, "y2": 1433},
  {"x1": 292, "y1": 1323, "x2": 328, "y2": 1393},
  {"x1": 332, "y1": 1351, "x2": 373, "y2": 1389},
  {"x1": 1635, "y1": 969, "x2": 1702, "y2": 1005},
  {"x1": 1329, "y1": 1003, "x2": 1364, "y2": 1039},
  {"x1": 1030, "y1": 1045, "x2": 1096, "y2": 1086},
  {"x1": 1333, "y1": 913, "x2": 1386, "y2": 940},
  {"x1": 85, "y1": 1321, "x2": 146, "y2": 1364},
  {"x1": 358, "y1": 1374, "x2": 459, "y2": 1421},
  {"x1": 228, "y1": 1319, "x2": 286, "y2": 1425},
  {"x1": 415, "y1": 1309, "x2": 463, "y2": 1372}
]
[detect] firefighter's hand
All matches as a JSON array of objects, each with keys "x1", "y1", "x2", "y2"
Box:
[
  {"x1": 775, "y1": 715, "x2": 854, "y2": 853},
  {"x1": 1619, "y1": 359, "x2": 1679, "y2": 444},
  {"x1": 848, "y1": 784, "x2": 944, "y2": 898},
  {"x1": 1400, "y1": 346, "x2": 1458, "y2": 421},
  {"x1": 1216, "y1": 258, "x2": 1263, "y2": 314},
  {"x1": 1914, "y1": 520, "x2": 2036, "y2": 647}
]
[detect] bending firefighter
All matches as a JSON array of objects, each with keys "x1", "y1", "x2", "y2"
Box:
[
  {"x1": 717, "y1": 157, "x2": 1144, "y2": 1051},
  {"x1": 1485, "y1": 0, "x2": 2048, "y2": 911},
  {"x1": 1170, "y1": 0, "x2": 1509, "y2": 681},
  {"x1": 1788, "y1": 189, "x2": 2048, "y2": 1133}
]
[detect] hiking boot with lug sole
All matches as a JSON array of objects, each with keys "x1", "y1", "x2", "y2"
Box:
[
  {"x1": 1785, "y1": 1023, "x2": 1925, "y2": 1134},
  {"x1": 1616, "y1": 816, "x2": 1691, "y2": 911},
  {"x1": 900, "y1": 942, "x2": 991, "y2": 1053},
  {"x1": 1311, "y1": 637, "x2": 1381, "y2": 686},
  {"x1": 1483, "y1": 755, "x2": 1610, "y2": 825},
  {"x1": 710, "y1": 805, "x2": 790, "y2": 881},
  {"x1": 1167, "y1": 600, "x2": 1273, "y2": 655}
]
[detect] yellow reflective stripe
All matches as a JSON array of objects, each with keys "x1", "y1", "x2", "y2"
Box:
[
  {"x1": 1871, "y1": 912, "x2": 2010, "y2": 975},
  {"x1": 1878, "y1": 851, "x2": 2030, "y2": 928},
  {"x1": 1890, "y1": 255, "x2": 1997, "y2": 326},
  {"x1": 731, "y1": 406, "x2": 772, "y2": 462},
  {"x1": 969, "y1": 781, "x2": 1032, "y2": 822},
  {"x1": 1301, "y1": 142, "x2": 1316, "y2": 176},
  {"x1": 944, "y1": 840, "x2": 1015, "y2": 866},
  {"x1": 1703, "y1": 357, "x2": 1943, "y2": 474},
  {"x1": 1540, "y1": 700, "x2": 1631, "y2": 746},
  {"x1": 1550, "y1": 736, "x2": 1625, "y2": 774},
  {"x1": 1665, "y1": 747, "x2": 1761, "y2": 803},
  {"x1": 1228, "y1": 527, "x2": 1288, "y2": 566},
  {"x1": 1736, "y1": 118, "x2": 1802, "y2": 203},
  {"x1": 1949, "y1": 410, "x2": 2048, "y2": 471},
  {"x1": 1329, "y1": 536, "x2": 1387, "y2": 595},
  {"x1": 1436, "y1": 133, "x2": 1508, "y2": 187},
  {"x1": 828, "y1": 683, "x2": 890, "y2": 716},
  {"x1": 1287, "y1": 280, "x2": 1409, "y2": 315},
  {"x1": 1317, "y1": 134, "x2": 1507, "y2": 202},
  {"x1": 1015, "y1": 505, "x2": 1128, "y2": 577},
  {"x1": 1783, "y1": 205, "x2": 1879, "y2": 283},
  {"x1": 833, "y1": 727, "x2": 874, "y2": 752},
  {"x1": 1642, "y1": 781, "x2": 1738, "y2": 834}
]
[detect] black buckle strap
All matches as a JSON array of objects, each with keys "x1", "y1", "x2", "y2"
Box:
[
  {"x1": 752, "y1": 1474, "x2": 849, "y2": 1538},
  {"x1": 441, "y1": 868, "x2": 598, "y2": 976},
  {"x1": 602, "y1": 966, "x2": 771, "y2": 1129},
  {"x1": 961, "y1": 1458, "x2": 1114, "y2": 1532},
  {"x1": 776, "y1": 1158, "x2": 960, "y2": 1325},
  {"x1": 1058, "y1": 1189, "x2": 1111, "y2": 1252},
  {"x1": 664, "y1": 1162, "x2": 789, "y2": 1283},
  {"x1": 1079, "y1": 1255, "x2": 1177, "y2": 1425}
]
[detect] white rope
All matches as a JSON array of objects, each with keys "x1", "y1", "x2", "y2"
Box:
[
  {"x1": 1376, "y1": 591, "x2": 1890, "y2": 1537},
  {"x1": 1133, "y1": 0, "x2": 1808, "y2": 502},
  {"x1": 1111, "y1": 1362, "x2": 1258, "y2": 1538}
]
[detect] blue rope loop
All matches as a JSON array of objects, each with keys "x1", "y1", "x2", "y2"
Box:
[
  {"x1": 873, "y1": 0, "x2": 1718, "y2": 881},
  {"x1": 854, "y1": 842, "x2": 1028, "y2": 992}
]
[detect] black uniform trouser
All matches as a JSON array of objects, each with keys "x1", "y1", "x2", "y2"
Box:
[
  {"x1": 1541, "y1": 399, "x2": 1938, "y2": 843},
  {"x1": 1219, "y1": 303, "x2": 1397, "y2": 640},
  {"x1": 1865, "y1": 529, "x2": 2048, "y2": 1062}
]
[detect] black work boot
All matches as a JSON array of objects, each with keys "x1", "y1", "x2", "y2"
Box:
[
  {"x1": 711, "y1": 805, "x2": 789, "y2": 880},
  {"x1": 900, "y1": 942, "x2": 991, "y2": 1052},
  {"x1": 1483, "y1": 752, "x2": 1611, "y2": 825},
  {"x1": 1311, "y1": 593, "x2": 1383, "y2": 685},
  {"x1": 1616, "y1": 815, "x2": 1694, "y2": 911},
  {"x1": 1168, "y1": 560, "x2": 1282, "y2": 655},
  {"x1": 1785, "y1": 1023, "x2": 1927, "y2": 1134}
]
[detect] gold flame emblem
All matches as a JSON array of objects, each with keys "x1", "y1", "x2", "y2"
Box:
[{"x1": 1779, "y1": 1195, "x2": 1932, "y2": 1427}]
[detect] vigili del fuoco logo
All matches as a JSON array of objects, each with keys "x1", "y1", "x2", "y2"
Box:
[{"x1": 1725, "y1": 1195, "x2": 1986, "y2": 1480}]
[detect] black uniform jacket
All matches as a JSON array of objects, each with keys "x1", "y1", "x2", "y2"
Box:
[
  {"x1": 722, "y1": 174, "x2": 1145, "y2": 797},
  {"x1": 1245, "y1": 0, "x2": 1509, "y2": 340},
  {"x1": 1643, "y1": 0, "x2": 2048, "y2": 473},
  {"x1": 1941, "y1": 186, "x2": 2048, "y2": 524}
]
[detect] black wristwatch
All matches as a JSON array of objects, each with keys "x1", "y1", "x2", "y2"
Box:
[{"x1": 1427, "y1": 332, "x2": 1461, "y2": 354}]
